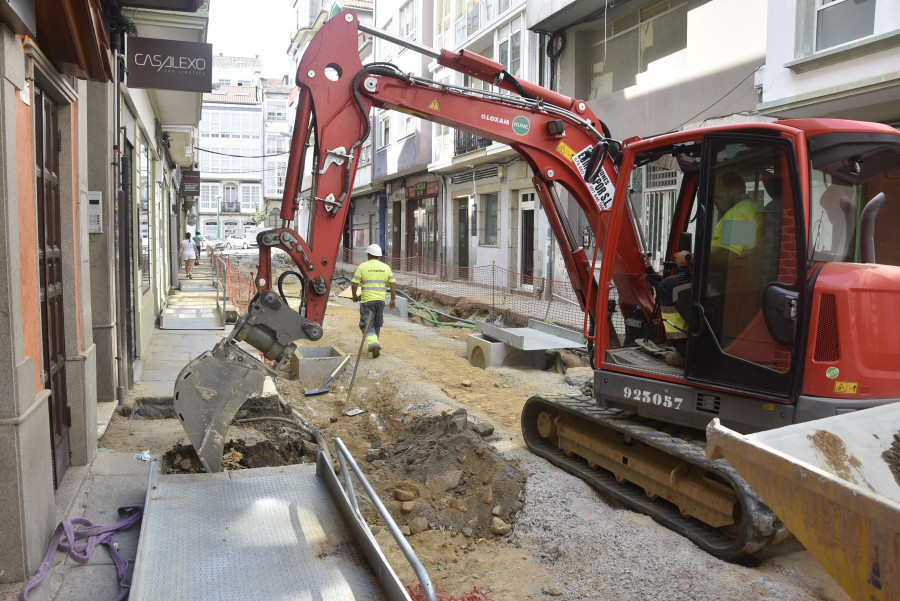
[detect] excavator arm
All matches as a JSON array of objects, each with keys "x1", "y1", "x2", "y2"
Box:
[{"x1": 174, "y1": 10, "x2": 653, "y2": 472}]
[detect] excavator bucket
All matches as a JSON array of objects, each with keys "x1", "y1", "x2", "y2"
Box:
[
  {"x1": 173, "y1": 290, "x2": 319, "y2": 472},
  {"x1": 707, "y1": 404, "x2": 900, "y2": 601},
  {"x1": 173, "y1": 339, "x2": 268, "y2": 473}
]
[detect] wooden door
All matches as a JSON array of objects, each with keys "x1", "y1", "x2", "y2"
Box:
[{"x1": 35, "y1": 87, "x2": 70, "y2": 487}]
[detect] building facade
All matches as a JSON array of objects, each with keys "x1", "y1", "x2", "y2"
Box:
[
  {"x1": 759, "y1": 0, "x2": 900, "y2": 265},
  {"x1": 0, "y1": 0, "x2": 207, "y2": 586},
  {"x1": 197, "y1": 63, "x2": 264, "y2": 240},
  {"x1": 262, "y1": 77, "x2": 293, "y2": 228},
  {"x1": 527, "y1": 0, "x2": 768, "y2": 271}
]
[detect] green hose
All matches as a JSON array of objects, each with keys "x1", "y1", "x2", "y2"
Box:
[
  {"x1": 408, "y1": 308, "x2": 476, "y2": 328},
  {"x1": 401, "y1": 290, "x2": 476, "y2": 328},
  {"x1": 546, "y1": 350, "x2": 565, "y2": 374}
]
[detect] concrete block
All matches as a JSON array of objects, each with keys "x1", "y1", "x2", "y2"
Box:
[
  {"x1": 466, "y1": 333, "x2": 546, "y2": 370},
  {"x1": 288, "y1": 346, "x2": 348, "y2": 387},
  {"x1": 387, "y1": 296, "x2": 409, "y2": 319}
]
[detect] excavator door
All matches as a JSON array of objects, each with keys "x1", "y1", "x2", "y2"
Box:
[{"x1": 685, "y1": 134, "x2": 803, "y2": 402}]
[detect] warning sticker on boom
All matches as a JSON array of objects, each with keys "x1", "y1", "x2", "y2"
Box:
[{"x1": 573, "y1": 145, "x2": 615, "y2": 210}]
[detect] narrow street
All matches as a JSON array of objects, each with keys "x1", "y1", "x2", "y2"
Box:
[{"x1": 97, "y1": 289, "x2": 851, "y2": 601}]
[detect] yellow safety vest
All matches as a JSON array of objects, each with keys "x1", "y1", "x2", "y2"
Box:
[
  {"x1": 352, "y1": 259, "x2": 395, "y2": 303},
  {"x1": 712, "y1": 199, "x2": 764, "y2": 256}
]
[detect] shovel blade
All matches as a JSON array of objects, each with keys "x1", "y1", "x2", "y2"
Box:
[{"x1": 174, "y1": 342, "x2": 267, "y2": 472}]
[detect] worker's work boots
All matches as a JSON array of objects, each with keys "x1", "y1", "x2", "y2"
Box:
[{"x1": 369, "y1": 342, "x2": 381, "y2": 358}]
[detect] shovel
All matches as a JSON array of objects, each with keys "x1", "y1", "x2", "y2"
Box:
[
  {"x1": 303, "y1": 355, "x2": 350, "y2": 396},
  {"x1": 343, "y1": 311, "x2": 373, "y2": 416}
]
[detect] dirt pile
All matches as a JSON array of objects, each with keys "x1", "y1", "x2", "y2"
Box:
[{"x1": 364, "y1": 408, "x2": 526, "y2": 539}]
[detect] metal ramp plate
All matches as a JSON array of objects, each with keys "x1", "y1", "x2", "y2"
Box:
[
  {"x1": 478, "y1": 318, "x2": 584, "y2": 351},
  {"x1": 130, "y1": 463, "x2": 391, "y2": 601}
]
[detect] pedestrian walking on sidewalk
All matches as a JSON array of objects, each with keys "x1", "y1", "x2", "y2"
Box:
[
  {"x1": 351, "y1": 244, "x2": 396, "y2": 358},
  {"x1": 179, "y1": 232, "x2": 197, "y2": 279}
]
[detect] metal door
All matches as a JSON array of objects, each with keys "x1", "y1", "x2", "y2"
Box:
[
  {"x1": 457, "y1": 199, "x2": 468, "y2": 276},
  {"x1": 35, "y1": 87, "x2": 70, "y2": 487},
  {"x1": 521, "y1": 208, "x2": 534, "y2": 283}
]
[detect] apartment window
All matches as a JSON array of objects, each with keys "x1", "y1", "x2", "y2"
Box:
[
  {"x1": 359, "y1": 139, "x2": 372, "y2": 166},
  {"x1": 482, "y1": 192, "x2": 499, "y2": 246},
  {"x1": 588, "y1": 0, "x2": 687, "y2": 98},
  {"x1": 267, "y1": 100, "x2": 287, "y2": 121},
  {"x1": 223, "y1": 184, "x2": 239, "y2": 212},
  {"x1": 498, "y1": 16, "x2": 522, "y2": 79},
  {"x1": 266, "y1": 133, "x2": 288, "y2": 154},
  {"x1": 265, "y1": 162, "x2": 287, "y2": 196},
  {"x1": 815, "y1": 0, "x2": 876, "y2": 51},
  {"x1": 399, "y1": 113, "x2": 415, "y2": 139},
  {"x1": 379, "y1": 114, "x2": 391, "y2": 148},
  {"x1": 201, "y1": 110, "x2": 261, "y2": 140},
  {"x1": 200, "y1": 183, "x2": 221, "y2": 211},
  {"x1": 138, "y1": 137, "x2": 150, "y2": 292},
  {"x1": 456, "y1": 0, "x2": 495, "y2": 44},
  {"x1": 467, "y1": 0, "x2": 481, "y2": 38},
  {"x1": 241, "y1": 184, "x2": 261, "y2": 212},
  {"x1": 399, "y1": 1, "x2": 417, "y2": 42}
]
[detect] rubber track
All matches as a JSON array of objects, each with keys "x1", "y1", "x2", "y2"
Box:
[{"x1": 521, "y1": 394, "x2": 785, "y2": 560}]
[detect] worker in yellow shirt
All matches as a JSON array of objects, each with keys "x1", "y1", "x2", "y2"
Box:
[{"x1": 351, "y1": 244, "x2": 396, "y2": 358}]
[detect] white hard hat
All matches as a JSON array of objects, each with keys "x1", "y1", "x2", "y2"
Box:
[{"x1": 366, "y1": 243, "x2": 383, "y2": 257}]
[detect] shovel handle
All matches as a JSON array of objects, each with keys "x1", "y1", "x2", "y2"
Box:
[
  {"x1": 328, "y1": 354, "x2": 352, "y2": 382},
  {"x1": 344, "y1": 311, "x2": 374, "y2": 414}
]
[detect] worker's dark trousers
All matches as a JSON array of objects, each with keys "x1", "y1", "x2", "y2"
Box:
[{"x1": 359, "y1": 300, "x2": 385, "y2": 346}]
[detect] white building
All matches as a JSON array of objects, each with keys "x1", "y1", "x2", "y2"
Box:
[
  {"x1": 261, "y1": 77, "x2": 293, "y2": 228},
  {"x1": 197, "y1": 59, "x2": 265, "y2": 239}
]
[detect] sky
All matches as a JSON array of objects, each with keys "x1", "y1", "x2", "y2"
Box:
[{"x1": 206, "y1": 0, "x2": 299, "y2": 81}]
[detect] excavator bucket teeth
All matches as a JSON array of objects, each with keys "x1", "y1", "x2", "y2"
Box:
[{"x1": 173, "y1": 342, "x2": 268, "y2": 472}]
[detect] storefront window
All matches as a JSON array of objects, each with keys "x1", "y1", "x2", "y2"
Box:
[{"x1": 138, "y1": 137, "x2": 150, "y2": 293}]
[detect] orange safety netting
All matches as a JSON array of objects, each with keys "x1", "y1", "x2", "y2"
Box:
[{"x1": 211, "y1": 245, "x2": 596, "y2": 336}]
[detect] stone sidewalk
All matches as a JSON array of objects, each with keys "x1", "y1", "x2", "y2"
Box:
[{"x1": 3, "y1": 263, "x2": 228, "y2": 601}]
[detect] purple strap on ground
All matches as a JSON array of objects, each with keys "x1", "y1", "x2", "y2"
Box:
[{"x1": 20, "y1": 505, "x2": 144, "y2": 601}]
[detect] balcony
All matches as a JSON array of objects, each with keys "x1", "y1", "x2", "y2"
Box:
[{"x1": 454, "y1": 130, "x2": 492, "y2": 156}]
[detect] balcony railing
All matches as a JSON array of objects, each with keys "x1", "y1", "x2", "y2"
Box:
[{"x1": 454, "y1": 130, "x2": 492, "y2": 156}]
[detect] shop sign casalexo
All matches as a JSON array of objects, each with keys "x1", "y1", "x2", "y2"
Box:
[{"x1": 128, "y1": 37, "x2": 213, "y2": 93}]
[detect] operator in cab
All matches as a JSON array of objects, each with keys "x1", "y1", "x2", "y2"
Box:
[{"x1": 659, "y1": 171, "x2": 763, "y2": 367}]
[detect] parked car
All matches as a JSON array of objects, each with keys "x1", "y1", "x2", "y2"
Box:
[
  {"x1": 193, "y1": 235, "x2": 225, "y2": 252},
  {"x1": 224, "y1": 232, "x2": 258, "y2": 250}
]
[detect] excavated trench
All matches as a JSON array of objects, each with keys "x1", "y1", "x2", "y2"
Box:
[{"x1": 130, "y1": 393, "x2": 527, "y2": 541}]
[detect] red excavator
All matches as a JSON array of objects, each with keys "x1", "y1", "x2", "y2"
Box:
[{"x1": 175, "y1": 10, "x2": 900, "y2": 564}]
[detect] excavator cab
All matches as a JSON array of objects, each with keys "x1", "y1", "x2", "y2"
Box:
[{"x1": 600, "y1": 121, "x2": 900, "y2": 434}]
